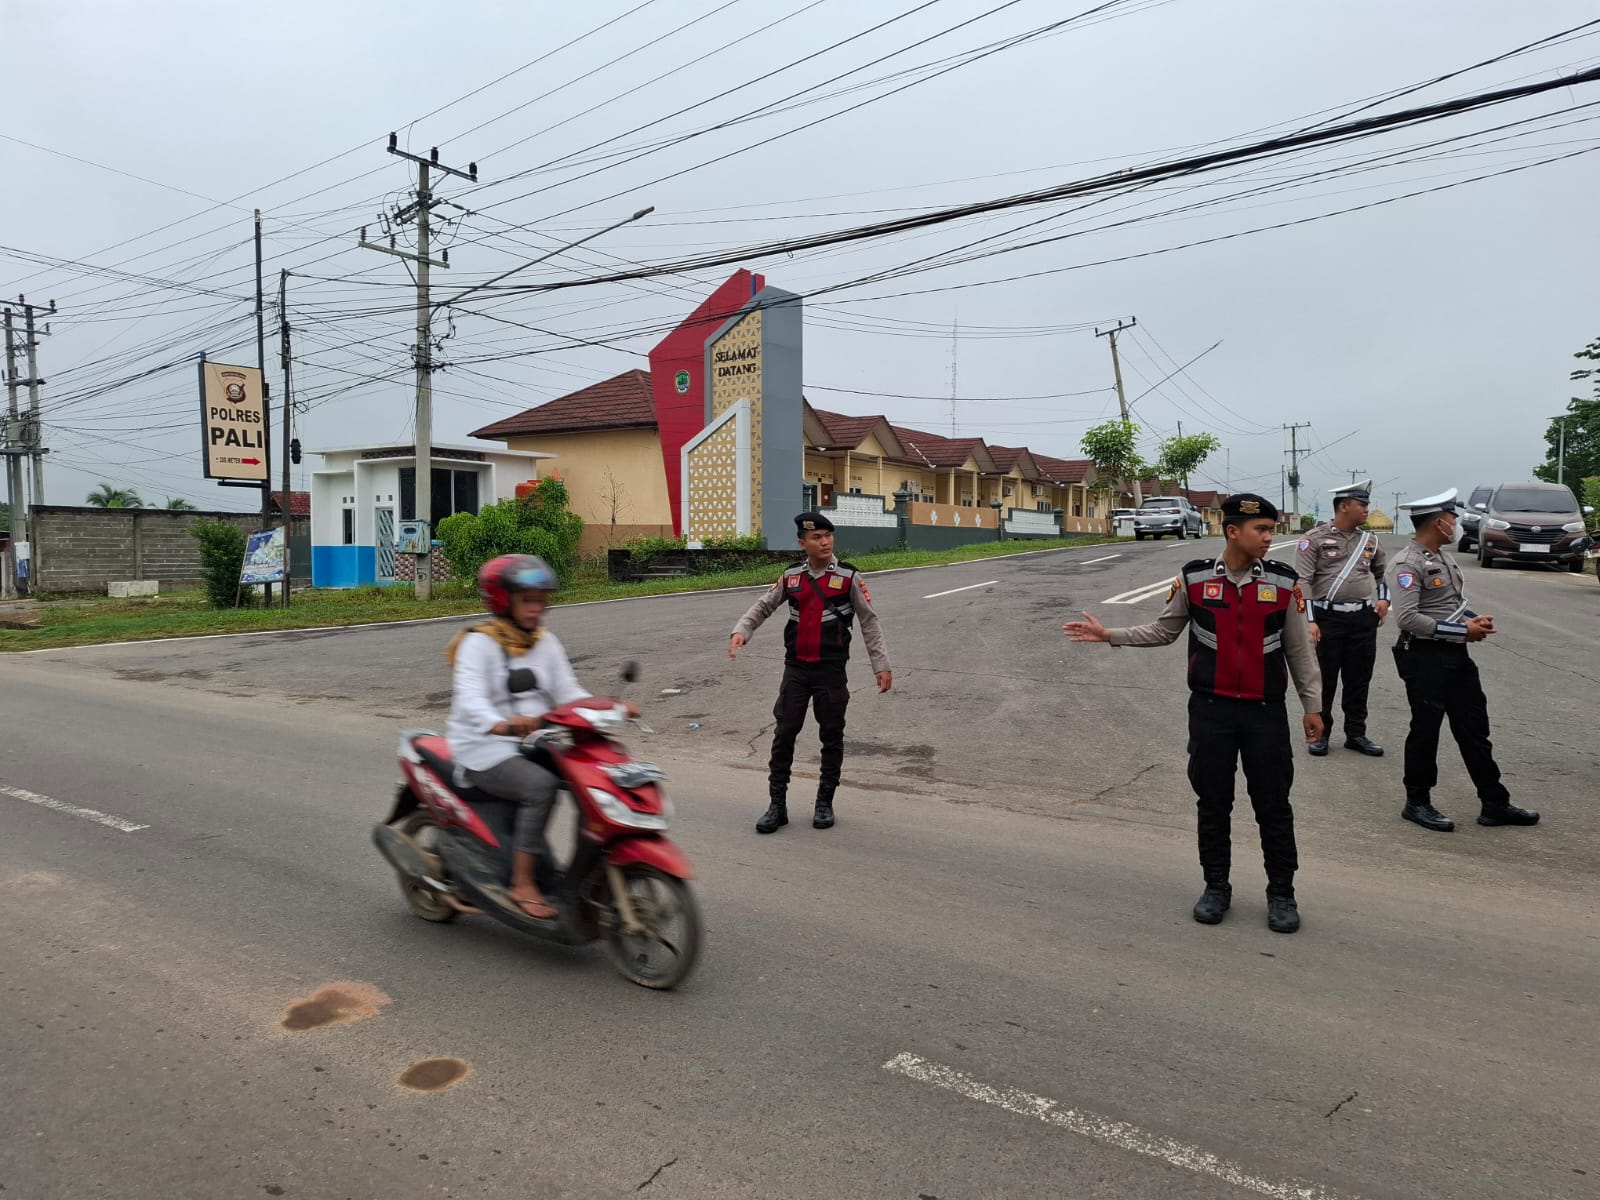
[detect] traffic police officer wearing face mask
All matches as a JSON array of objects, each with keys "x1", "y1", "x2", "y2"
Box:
[
  {"x1": 1390, "y1": 489, "x2": 1538, "y2": 833},
  {"x1": 729, "y1": 512, "x2": 892, "y2": 835},
  {"x1": 1064, "y1": 494, "x2": 1323, "y2": 934},
  {"x1": 1295, "y1": 478, "x2": 1390, "y2": 757}
]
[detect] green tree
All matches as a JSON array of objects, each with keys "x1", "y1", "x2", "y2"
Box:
[
  {"x1": 1534, "y1": 334, "x2": 1600, "y2": 484},
  {"x1": 0, "y1": 499, "x2": 10, "y2": 531},
  {"x1": 188, "y1": 520, "x2": 252, "y2": 608},
  {"x1": 1154, "y1": 431, "x2": 1222, "y2": 493},
  {"x1": 165, "y1": 497, "x2": 198, "y2": 510},
  {"x1": 85, "y1": 483, "x2": 143, "y2": 508},
  {"x1": 1581, "y1": 476, "x2": 1600, "y2": 525},
  {"x1": 1080, "y1": 420, "x2": 1147, "y2": 508},
  {"x1": 436, "y1": 477, "x2": 585, "y2": 586}
]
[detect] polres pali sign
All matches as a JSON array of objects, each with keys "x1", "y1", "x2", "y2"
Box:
[{"x1": 197, "y1": 361, "x2": 268, "y2": 481}]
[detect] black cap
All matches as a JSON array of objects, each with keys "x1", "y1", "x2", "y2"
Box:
[
  {"x1": 795, "y1": 511, "x2": 834, "y2": 533},
  {"x1": 1221, "y1": 493, "x2": 1279, "y2": 524}
]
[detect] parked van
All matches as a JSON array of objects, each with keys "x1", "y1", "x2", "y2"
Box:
[{"x1": 1473, "y1": 482, "x2": 1594, "y2": 571}]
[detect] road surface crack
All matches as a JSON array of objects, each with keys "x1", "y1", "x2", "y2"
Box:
[
  {"x1": 1324, "y1": 1090, "x2": 1358, "y2": 1119},
  {"x1": 745, "y1": 721, "x2": 773, "y2": 756},
  {"x1": 1090, "y1": 762, "x2": 1158, "y2": 803},
  {"x1": 635, "y1": 1157, "x2": 678, "y2": 1190}
]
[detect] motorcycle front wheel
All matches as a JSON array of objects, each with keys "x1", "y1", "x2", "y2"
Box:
[{"x1": 603, "y1": 864, "x2": 701, "y2": 990}]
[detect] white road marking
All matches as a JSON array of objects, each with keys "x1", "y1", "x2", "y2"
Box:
[
  {"x1": 923, "y1": 580, "x2": 999, "y2": 599},
  {"x1": 1104, "y1": 578, "x2": 1178, "y2": 605},
  {"x1": 1103, "y1": 539, "x2": 1305, "y2": 605},
  {"x1": 1, "y1": 782, "x2": 149, "y2": 833},
  {"x1": 883, "y1": 1053, "x2": 1353, "y2": 1200},
  {"x1": 1078, "y1": 554, "x2": 1121, "y2": 566}
]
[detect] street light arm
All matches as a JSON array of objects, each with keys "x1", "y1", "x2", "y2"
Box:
[{"x1": 437, "y1": 206, "x2": 654, "y2": 311}]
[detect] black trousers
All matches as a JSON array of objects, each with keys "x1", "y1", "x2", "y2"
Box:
[
  {"x1": 1314, "y1": 607, "x2": 1378, "y2": 738},
  {"x1": 1392, "y1": 640, "x2": 1510, "y2": 807},
  {"x1": 1186, "y1": 694, "x2": 1299, "y2": 892},
  {"x1": 768, "y1": 661, "x2": 851, "y2": 793}
]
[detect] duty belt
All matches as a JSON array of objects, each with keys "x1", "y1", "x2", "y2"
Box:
[{"x1": 1312, "y1": 599, "x2": 1373, "y2": 613}]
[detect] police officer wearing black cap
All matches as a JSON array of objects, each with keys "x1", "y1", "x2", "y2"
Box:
[
  {"x1": 729, "y1": 512, "x2": 892, "y2": 834},
  {"x1": 1390, "y1": 489, "x2": 1538, "y2": 833},
  {"x1": 1296, "y1": 478, "x2": 1390, "y2": 757},
  {"x1": 1065, "y1": 494, "x2": 1323, "y2": 933}
]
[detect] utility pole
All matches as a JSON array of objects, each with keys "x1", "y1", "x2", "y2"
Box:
[
  {"x1": 1347, "y1": 468, "x2": 1366, "y2": 485},
  {"x1": 1550, "y1": 416, "x2": 1568, "y2": 485},
  {"x1": 359, "y1": 134, "x2": 478, "y2": 601},
  {"x1": 254, "y1": 210, "x2": 274, "y2": 606},
  {"x1": 1392, "y1": 491, "x2": 1402, "y2": 534},
  {"x1": 19, "y1": 296, "x2": 54, "y2": 514},
  {"x1": 1095, "y1": 317, "x2": 1139, "y2": 505},
  {"x1": 1283, "y1": 422, "x2": 1311, "y2": 530},
  {"x1": 2, "y1": 307, "x2": 20, "y2": 597},
  {"x1": 279, "y1": 268, "x2": 293, "y2": 609}
]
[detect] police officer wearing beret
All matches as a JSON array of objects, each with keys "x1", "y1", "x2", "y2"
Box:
[
  {"x1": 1389, "y1": 490, "x2": 1538, "y2": 833},
  {"x1": 729, "y1": 512, "x2": 892, "y2": 834},
  {"x1": 1065, "y1": 495, "x2": 1323, "y2": 933},
  {"x1": 1296, "y1": 478, "x2": 1390, "y2": 757}
]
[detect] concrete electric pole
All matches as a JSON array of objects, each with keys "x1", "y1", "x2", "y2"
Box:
[
  {"x1": 1283, "y1": 422, "x2": 1311, "y2": 529},
  {"x1": 360, "y1": 135, "x2": 478, "y2": 601},
  {"x1": 1095, "y1": 317, "x2": 1140, "y2": 506}
]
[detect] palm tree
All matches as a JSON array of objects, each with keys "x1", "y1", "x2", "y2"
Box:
[
  {"x1": 165, "y1": 497, "x2": 198, "y2": 511},
  {"x1": 85, "y1": 483, "x2": 143, "y2": 509}
]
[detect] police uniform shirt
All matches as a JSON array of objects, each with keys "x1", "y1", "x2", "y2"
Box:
[
  {"x1": 1294, "y1": 521, "x2": 1389, "y2": 614},
  {"x1": 733, "y1": 558, "x2": 891, "y2": 672},
  {"x1": 1390, "y1": 540, "x2": 1474, "y2": 643},
  {"x1": 1105, "y1": 558, "x2": 1322, "y2": 712}
]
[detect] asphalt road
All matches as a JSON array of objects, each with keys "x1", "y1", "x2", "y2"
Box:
[{"x1": 3, "y1": 535, "x2": 1598, "y2": 1199}]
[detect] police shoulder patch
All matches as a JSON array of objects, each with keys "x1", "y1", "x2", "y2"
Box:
[
  {"x1": 1396, "y1": 571, "x2": 1416, "y2": 590},
  {"x1": 1166, "y1": 575, "x2": 1181, "y2": 601},
  {"x1": 1292, "y1": 582, "x2": 1307, "y2": 613},
  {"x1": 1297, "y1": 538, "x2": 1310, "y2": 551}
]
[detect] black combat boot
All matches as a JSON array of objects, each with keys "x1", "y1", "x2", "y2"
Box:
[
  {"x1": 1345, "y1": 735, "x2": 1384, "y2": 757},
  {"x1": 1307, "y1": 737, "x2": 1329, "y2": 757},
  {"x1": 1266, "y1": 881, "x2": 1300, "y2": 933},
  {"x1": 756, "y1": 786, "x2": 788, "y2": 835},
  {"x1": 1402, "y1": 801, "x2": 1455, "y2": 832},
  {"x1": 1477, "y1": 803, "x2": 1539, "y2": 827},
  {"x1": 813, "y1": 782, "x2": 836, "y2": 829},
  {"x1": 1192, "y1": 883, "x2": 1231, "y2": 925}
]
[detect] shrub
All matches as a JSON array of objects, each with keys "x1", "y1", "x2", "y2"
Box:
[
  {"x1": 436, "y1": 477, "x2": 584, "y2": 585},
  {"x1": 701, "y1": 532, "x2": 766, "y2": 550},
  {"x1": 189, "y1": 520, "x2": 251, "y2": 608}
]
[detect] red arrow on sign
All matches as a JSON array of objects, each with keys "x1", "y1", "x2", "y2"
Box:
[{"x1": 239, "y1": 458, "x2": 261, "y2": 465}]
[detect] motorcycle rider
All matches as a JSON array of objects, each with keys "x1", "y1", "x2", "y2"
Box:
[{"x1": 445, "y1": 554, "x2": 631, "y2": 921}]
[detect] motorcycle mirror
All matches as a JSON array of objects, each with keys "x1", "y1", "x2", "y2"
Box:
[
  {"x1": 620, "y1": 660, "x2": 641, "y2": 683},
  {"x1": 507, "y1": 667, "x2": 539, "y2": 694}
]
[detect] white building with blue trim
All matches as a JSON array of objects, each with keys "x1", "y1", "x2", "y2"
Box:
[{"x1": 308, "y1": 442, "x2": 553, "y2": 587}]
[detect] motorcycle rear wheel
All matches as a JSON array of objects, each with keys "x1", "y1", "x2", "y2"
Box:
[
  {"x1": 395, "y1": 810, "x2": 459, "y2": 923},
  {"x1": 603, "y1": 865, "x2": 701, "y2": 990}
]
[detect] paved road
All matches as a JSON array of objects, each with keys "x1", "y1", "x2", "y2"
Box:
[{"x1": 3, "y1": 537, "x2": 1597, "y2": 1198}]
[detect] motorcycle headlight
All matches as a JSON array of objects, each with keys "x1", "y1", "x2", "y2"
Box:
[
  {"x1": 1484, "y1": 519, "x2": 1511, "y2": 531},
  {"x1": 1562, "y1": 521, "x2": 1585, "y2": 533},
  {"x1": 587, "y1": 786, "x2": 667, "y2": 830}
]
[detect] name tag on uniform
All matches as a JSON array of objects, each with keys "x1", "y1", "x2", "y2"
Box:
[
  {"x1": 1202, "y1": 580, "x2": 1224, "y2": 601},
  {"x1": 1256, "y1": 584, "x2": 1278, "y2": 603},
  {"x1": 828, "y1": 575, "x2": 845, "y2": 590}
]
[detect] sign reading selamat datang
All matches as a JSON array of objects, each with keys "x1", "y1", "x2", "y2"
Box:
[{"x1": 197, "y1": 361, "x2": 268, "y2": 482}]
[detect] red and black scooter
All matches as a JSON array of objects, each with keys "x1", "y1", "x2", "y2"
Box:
[{"x1": 372, "y1": 666, "x2": 701, "y2": 990}]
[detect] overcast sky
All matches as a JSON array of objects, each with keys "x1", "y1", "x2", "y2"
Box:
[{"x1": 3, "y1": 0, "x2": 1597, "y2": 521}]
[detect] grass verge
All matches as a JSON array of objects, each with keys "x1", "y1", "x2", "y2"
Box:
[{"x1": 1, "y1": 535, "x2": 1113, "y2": 651}]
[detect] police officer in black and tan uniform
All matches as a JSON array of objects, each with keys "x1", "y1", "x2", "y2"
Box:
[
  {"x1": 1064, "y1": 494, "x2": 1322, "y2": 934},
  {"x1": 1389, "y1": 489, "x2": 1538, "y2": 833},
  {"x1": 729, "y1": 512, "x2": 892, "y2": 835},
  {"x1": 1296, "y1": 479, "x2": 1390, "y2": 757}
]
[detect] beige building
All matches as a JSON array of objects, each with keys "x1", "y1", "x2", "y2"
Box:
[{"x1": 472, "y1": 370, "x2": 1110, "y2": 547}]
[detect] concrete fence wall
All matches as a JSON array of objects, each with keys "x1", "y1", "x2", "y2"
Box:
[{"x1": 31, "y1": 506, "x2": 308, "y2": 594}]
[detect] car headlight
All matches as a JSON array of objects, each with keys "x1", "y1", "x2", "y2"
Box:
[
  {"x1": 587, "y1": 786, "x2": 667, "y2": 830},
  {"x1": 1562, "y1": 521, "x2": 1585, "y2": 533},
  {"x1": 1484, "y1": 519, "x2": 1511, "y2": 531}
]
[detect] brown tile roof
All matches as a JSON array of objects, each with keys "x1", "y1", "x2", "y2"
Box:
[
  {"x1": 889, "y1": 425, "x2": 988, "y2": 468},
  {"x1": 812, "y1": 409, "x2": 888, "y2": 450},
  {"x1": 470, "y1": 369, "x2": 656, "y2": 439},
  {"x1": 270, "y1": 490, "x2": 310, "y2": 516},
  {"x1": 1181, "y1": 488, "x2": 1225, "y2": 508},
  {"x1": 1032, "y1": 455, "x2": 1094, "y2": 484},
  {"x1": 985, "y1": 445, "x2": 1030, "y2": 472}
]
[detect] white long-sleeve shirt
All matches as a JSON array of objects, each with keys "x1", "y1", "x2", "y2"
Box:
[{"x1": 445, "y1": 630, "x2": 589, "y2": 772}]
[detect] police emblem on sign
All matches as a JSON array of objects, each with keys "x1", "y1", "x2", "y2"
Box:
[{"x1": 674, "y1": 369, "x2": 691, "y2": 394}]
